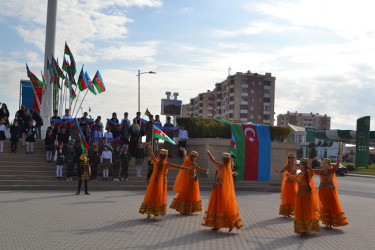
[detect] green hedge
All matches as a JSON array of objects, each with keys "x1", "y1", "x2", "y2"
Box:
[{"x1": 176, "y1": 118, "x2": 290, "y2": 141}]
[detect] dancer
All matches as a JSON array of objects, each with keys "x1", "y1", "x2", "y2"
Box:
[
  {"x1": 274, "y1": 152, "x2": 298, "y2": 217},
  {"x1": 313, "y1": 155, "x2": 348, "y2": 229},
  {"x1": 202, "y1": 145, "x2": 243, "y2": 232},
  {"x1": 139, "y1": 144, "x2": 189, "y2": 221},
  {"x1": 286, "y1": 158, "x2": 320, "y2": 236},
  {"x1": 170, "y1": 148, "x2": 208, "y2": 215}
]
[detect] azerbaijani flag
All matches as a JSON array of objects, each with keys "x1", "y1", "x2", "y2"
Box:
[
  {"x1": 85, "y1": 72, "x2": 97, "y2": 95},
  {"x1": 145, "y1": 108, "x2": 152, "y2": 117},
  {"x1": 51, "y1": 118, "x2": 76, "y2": 127},
  {"x1": 106, "y1": 119, "x2": 119, "y2": 128},
  {"x1": 64, "y1": 42, "x2": 76, "y2": 75},
  {"x1": 230, "y1": 133, "x2": 237, "y2": 156},
  {"x1": 41, "y1": 72, "x2": 47, "y2": 94},
  {"x1": 154, "y1": 125, "x2": 175, "y2": 145},
  {"x1": 26, "y1": 64, "x2": 43, "y2": 88},
  {"x1": 230, "y1": 122, "x2": 271, "y2": 181},
  {"x1": 140, "y1": 118, "x2": 147, "y2": 128},
  {"x1": 52, "y1": 55, "x2": 65, "y2": 79},
  {"x1": 92, "y1": 70, "x2": 105, "y2": 93},
  {"x1": 108, "y1": 136, "x2": 121, "y2": 145},
  {"x1": 161, "y1": 126, "x2": 179, "y2": 138},
  {"x1": 75, "y1": 118, "x2": 89, "y2": 154},
  {"x1": 78, "y1": 66, "x2": 90, "y2": 91}
]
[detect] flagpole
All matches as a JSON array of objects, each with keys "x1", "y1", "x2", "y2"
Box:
[
  {"x1": 71, "y1": 89, "x2": 81, "y2": 117},
  {"x1": 74, "y1": 89, "x2": 89, "y2": 118}
]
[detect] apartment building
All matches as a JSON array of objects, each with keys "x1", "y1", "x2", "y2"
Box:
[
  {"x1": 277, "y1": 111, "x2": 331, "y2": 129},
  {"x1": 182, "y1": 71, "x2": 276, "y2": 125}
]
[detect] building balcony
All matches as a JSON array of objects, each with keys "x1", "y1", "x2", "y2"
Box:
[
  {"x1": 263, "y1": 110, "x2": 270, "y2": 115},
  {"x1": 241, "y1": 92, "x2": 248, "y2": 97},
  {"x1": 240, "y1": 101, "x2": 248, "y2": 105},
  {"x1": 264, "y1": 93, "x2": 271, "y2": 98},
  {"x1": 240, "y1": 118, "x2": 247, "y2": 122},
  {"x1": 263, "y1": 119, "x2": 271, "y2": 124},
  {"x1": 241, "y1": 83, "x2": 248, "y2": 88},
  {"x1": 229, "y1": 93, "x2": 234, "y2": 97},
  {"x1": 264, "y1": 102, "x2": 270, "y2": 107},
  {"x1": 207, "y1": 106, "x2": 213, "y2": 110},
  {"x1": 240, "y1": 110, "x2": 247, "y2": 114},
  {"x1": 264, "y1": 85, "x2": 271, "y2": 90},
  {"x1": 229, "y1": 101, "x2": 234, "y2": 105}
]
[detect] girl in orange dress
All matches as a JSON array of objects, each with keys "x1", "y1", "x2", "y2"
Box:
[
  {"x1": 313, "y1": 155, "x2": 348, "y2": 229},
  {"x1": 274, "y1": 152, "x2": 298, "y2": 217},
  {"x1": 139, "y1": 145, "x2": 188, "y2": 221},
  {"x1": 201, "y1": 145, "x2": 243, "y2": 232},
  {"x1": 286, "y1": 158, "x2": 320, "y2": 236},
  {"x1": 170, "y1": 148, "x2": 208, "y2": 214}
]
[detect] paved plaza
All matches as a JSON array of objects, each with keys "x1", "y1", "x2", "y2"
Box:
[{"x1": 1, "y1": 188, "x2": 374, "y2": 250}]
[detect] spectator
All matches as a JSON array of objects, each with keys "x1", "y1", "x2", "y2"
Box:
[
  {"x1": 0, "y1": 118, "x2": 6, "y2": 153},
  {"x1": 25, "y1": 119, "x2": 36, "y2": 154},
  {"x1": 100, "y1": 144, "x2": 112, "y2": 181},
  {"x1": 62, "y1": 109, "x2": 72, "y2": 120},
  {"x1": 129, "y1": 118, "x2": 141, "y2": 157},
  {"x1": 10, "y1": 119, "x2": 20, "y2": 153},
  {"x1": 135, "y1": 142, "x2": 145, "y2": 177},
  {"x1": 51, "y1": 109, "x2": 60, "y2": 120},
  {"x1": 54, "y1": 142, "x2": 65, "y2": 181},
  {"x1": 178, "y1": 124, "x2": 188, "y2": 158},
  {"x1": 44, "y1": 129, "x2": 54, "y2": 162},
  {"x1": 79, "y1": 112, "x2": 88, "y2": 128},
  {"x1": 112, "y1": 144, "x2": 122, "y2": 181},
  {"x1": 145, "y1": 115, "x2": 154, "y2": 143},
  {"x1": 0, "y1": 103, "x2": 10, "y2": 126},
  {"x1": 57, "y1": 126, "x2": 70, "y2": 147},
  {"x1": 89, "y1": 142, "x2": 100, "y2": 181},
  {"x1": 104, "y1": 127, "x2": 113, "y2": 141},
  {"x1": 163, "y1": 116, "x2": 174, "y2": 157},
  {"x1": 65, "y1": 141, "x2": 75, "y2": 182},
  {"x1": 121, "y1": 146, "x2": 130, "y2": 181},
  {"x1": 113, "y1": 124, "x2": 121, "y2": 139},
  {"x1": 22, "y1": 109, "x2": 31, "y2": 146},
  {"x1": 120, "y1": 120, "x2": 130, "y2": 149},
  {"x1": 121, "y1": 112, "x2": 130, "y2": 128},
  {"x1": 29, "y1": 109, "x2": 43, "y2": 139}
]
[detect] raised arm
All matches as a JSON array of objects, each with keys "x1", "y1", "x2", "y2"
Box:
[
  {"x1": 146, "y1": 143, "x2": 157, "y2": 164},
  {"x1": 274, "y1": 164, "x2": 288, "y2": 173},
  {"x1": 193, "y1": 162, "x2": 209, "y2": 174},
  {"x1": 206, "y1": 144, "x2": 221, "y2": 170},
  {"x1": 332, "y1": 154, "x2": 343, "y2": 172},
  {"x1": 180, "y1": 147, "x2": 187, "y2": 160},
  {"x1": 285, "y1": 172, "x2": 296, "y2": 180},
  {"x1": 167, "y1": 162, "x2": 189, "y2": 170}
]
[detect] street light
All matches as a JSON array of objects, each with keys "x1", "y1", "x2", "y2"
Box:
[{"x1": 137, "y1": 70, "x2": 156, "y2": 112}]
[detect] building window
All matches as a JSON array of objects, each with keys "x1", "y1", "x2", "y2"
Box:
[
  {"x1": 251, "y1": 81, "x2": 255, "y2": 86},
  {"x1": 259, "y1": 89, "x2": 262, "y2": 94},
  {"x1": 240, "y1": 113, "x2": 247, "y2": 118},
  {"x1": 241, "y1": 88, "x2": 248, "y2": 93},
  {"x1": 229, "y1": 105, "x2": 234, "y2": 110},
  {"x1": 241, "y1": 97, "x2": 248, "y2": 102},
  {"x1": 258, "y1": 81, "x2": 262, "y2": 86},
  {"x1": 250, "y1": 98, "x2": 254, "y2": 102},
  {"x1": 250, "y1": 89, "x2": 254, "y2": 94},
  {"x1": 250, "y1": 106, "x2": 254, "y2": 110},
  {"x1": 258, "y1": 106, "x2": 262, "y2": 110},
  {"x1": 259, "y1": 98, "x2": 262, "y2": 102},
  {"x1": 250, "y1": 115, "x2": 254, "y2": 119},
  {"x1": 257, "y1": 115, "x2": 261, "y2": 119}
]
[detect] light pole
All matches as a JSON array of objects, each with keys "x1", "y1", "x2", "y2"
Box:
[{"x1": 137, "y1": 70, "x2": 156, "y2": 112}]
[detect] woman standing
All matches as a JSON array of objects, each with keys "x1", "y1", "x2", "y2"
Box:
[
  {"x1": 139, "y1": 144, "x2": 188, "y2": 221},
  {"x1": 274, "y1": 152, "x2": 298, "y2": 217},
  {"x1": 201, "y1": 145, "x2": 243, "y2": 232},
  {"x1": 314, "y1": 155, "x2": 348, "y2": 229},
  {"x1": 170, "y1": 148, "x2": 208, "y2": 215},
  {"x1": 286, "y1": 158, "x2": 320, "y2": 236}
]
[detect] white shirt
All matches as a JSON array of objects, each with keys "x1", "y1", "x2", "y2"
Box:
[
  {"x1": 101, "y1": 150, "x2": 112, "y2": 163},
  {"x1": 104, "y1": 131, "x2": 113, "y2": 140},
  {"x1": 0, "y1": 124, "x2": 6, "y2": 133},
  {"x1": 179, "y1": 129, "x2": 188, "y2": 140},
  {"x1": 62, "y1": 115, "x2": 72, "y2": 120}
]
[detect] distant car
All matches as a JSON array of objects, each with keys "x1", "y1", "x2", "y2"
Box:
[{"x1": 334, "y1": 163, "x2": 347, "y2": 176}]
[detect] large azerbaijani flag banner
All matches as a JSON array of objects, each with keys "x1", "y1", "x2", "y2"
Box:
[
  {"x1": 153, "y1": 125, "x2": 175, "y2": 145},
  {"x1": 217, "y1": 119, "x2": 271, "y2": 181}
]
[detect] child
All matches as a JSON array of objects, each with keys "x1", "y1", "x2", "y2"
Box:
[
  {"x1": 100, "y1": 144, "x2": 112, "y2": 181},
  {"x1": 135, "y1": 142, "x2": 145, "y2": 177},
  {"x1": 104, "y1": 127, "x2": 113, "y2": 141},
  {"x1": 54, "y1": 142, "x2": 65, "y2": 181},
  {"x1": 10, "y1": 119, "x2": 20, "y2": 153},
  {"x1": 121, "y1": 146, "x2": 131, "y2": 181},
  {"x1": 57, "y1": 126, "x2": 70, "y2": 147},
  {"x1": 44, "y1": 129, "x2": 54, "y2": 162},
  {"x1": 0, "y1": 119, "x2": 7, "y2": 153},
  {"x1": 89, "y1": 143, "x2": 100, "y2": 181},
  {"x1": 65, "y1": 141, "x2": 75, "y2": 182},
  {"x1": 76, "y1": 153, "x2": 91, "y2": 195},
  {"x1": 25, "y1": 119, "x2": 36, "y2": 154},
  {"x1": 112, "y1": 144, "x2": 122, "y2": 181}
]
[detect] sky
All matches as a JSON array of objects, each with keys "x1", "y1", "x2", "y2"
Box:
[{"x1": 0, "y1": 0, "x2": 375, "y2": 130}]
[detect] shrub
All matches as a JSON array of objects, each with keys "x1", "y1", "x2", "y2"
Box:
[
  {"x1": 346, "y1": 164, "x2": 355, "y2": 171},
  {"x1": 176, "y1": 118, "x2": 290, "y2": 141}
]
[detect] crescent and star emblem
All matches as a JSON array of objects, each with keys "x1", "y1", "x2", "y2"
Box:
[{"x1": 244, "y1": 127, "x2": 256, "y2": 142}]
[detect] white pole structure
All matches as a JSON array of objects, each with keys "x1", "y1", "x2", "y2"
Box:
[
  {"x1": 41, "y1": 0, "x2": 58, "y2": 138},
  {"x1": 136, "y1": 70, "x2": 156, "y2": 112}
]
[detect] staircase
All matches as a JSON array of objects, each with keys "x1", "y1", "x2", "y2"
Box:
[{"x1": 0, "y1": 140, "x2": 280, "y2": 192}]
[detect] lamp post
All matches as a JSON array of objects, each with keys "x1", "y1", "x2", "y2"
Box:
[{"x1": 137, "y1": 70, "x2": 156, "y2": 112}]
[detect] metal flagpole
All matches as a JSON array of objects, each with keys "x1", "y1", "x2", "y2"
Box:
[{"x1": 74, "y1": 89, "x2": 89, "y2": 118}]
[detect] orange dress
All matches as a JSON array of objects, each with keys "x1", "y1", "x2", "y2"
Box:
[
  {"x1": 139, "y1": 149, "x2": 187, "y2": 217},
  {"x1": 314, "y1": 163, "x2": 348, "y2": 227},
  {"x1": 279, "y1": 166, "x2": 297, "y2": 217},
  {"x1": 287, "y1": 169, "x2": 320, "y2": 235},
  {"x1": 170, "y1": 155, "x2": 205, "y2": 214},
  {"x1": 201, "y1": 153, "x2": 243, "y2": 230}
]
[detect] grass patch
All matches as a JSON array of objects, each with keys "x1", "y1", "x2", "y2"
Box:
[{"x1": 342, "y1": 163, "x2": 375, "y2": 174}]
